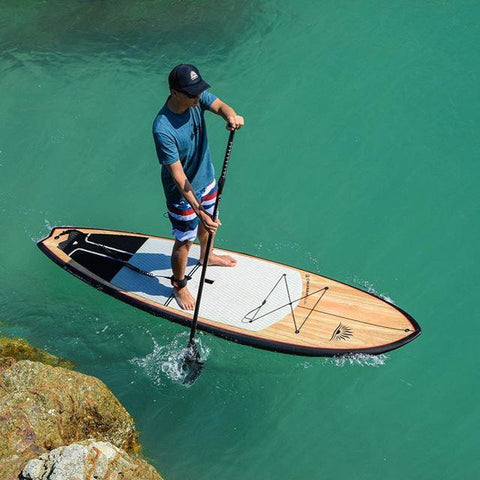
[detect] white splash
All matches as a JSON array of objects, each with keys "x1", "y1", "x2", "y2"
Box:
[
  {"x1": 96, "y1": 325, "x2": 109, "y2": 334},
  {"x1": 130, "y1": 332, "x2": 210, "y2": 387},
  {"x1": 350, "y1": 276, "x2": 396, "y2": 305},
  {"x1": 27, "y1": 218, "x2": 65, "y2": 243},
  {"x1": 298, "y1": 361, "x2": 314, "y2": 369},
  {"x1": 325, "y1": 353, "x2": 388, "y2": 368}
]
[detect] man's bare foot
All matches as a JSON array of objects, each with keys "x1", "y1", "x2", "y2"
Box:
[
  {"x1": 173, "y1": 286, "x2": 196, "y2": 310},
  {"x1": 200, "y1": 252, "x2": 237, "y2": 267}
]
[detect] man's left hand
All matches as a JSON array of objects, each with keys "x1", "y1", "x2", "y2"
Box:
[{"x1": 226, "y1": 115, "x2": 244, "y2": 130}]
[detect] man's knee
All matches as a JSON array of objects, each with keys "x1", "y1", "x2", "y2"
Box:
[{"x1": 173, "y1": 239, "x2": 193, "y2": 250}]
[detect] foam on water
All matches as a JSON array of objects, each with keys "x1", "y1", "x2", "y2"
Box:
[
  {"x1": 295, "y1": 353, "x2": 388, "y2": 370},
  {"x1": 324, "y1": 353, "x2": 388, "y2": 368},
  {"x1": 349, "y1": 275, "x2": 396, "y2": 305},
  {"x1": 130, "y1": 331, "x2": 210, "y2": 387},
  {"x1": 27, "y1": 217, "x2": 65, "y2": 243}
]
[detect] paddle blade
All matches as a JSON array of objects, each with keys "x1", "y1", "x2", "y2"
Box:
[
  {"x1": 182, "y1": 357, "x2": 204, "y2": 385},
  {"x1": 181, "y1": 343, "x2": 204, "y2": 386}
]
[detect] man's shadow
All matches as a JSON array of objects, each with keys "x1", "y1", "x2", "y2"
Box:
[{"x1": 123, "y1": 252, "x2": 199, "y2": 297}]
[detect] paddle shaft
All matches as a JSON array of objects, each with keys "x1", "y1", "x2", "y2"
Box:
[{"x1": 188, "y1": 130, "x2": 236, "y2": 346}]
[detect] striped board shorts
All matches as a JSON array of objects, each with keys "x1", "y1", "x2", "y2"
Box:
[{"x1": 166, "y1": 180, "x2": 218, "y2": 242}]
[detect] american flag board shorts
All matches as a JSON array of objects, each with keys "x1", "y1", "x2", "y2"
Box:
[{"x1": 166, "y1": 180, "x2": 217, "y2": 242}]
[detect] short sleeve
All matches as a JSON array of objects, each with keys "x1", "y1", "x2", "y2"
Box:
[
  {"x1": 153, "y1": 132, "x2": 179, "y2": 165},
  {"x1": 200, "y1": 90, "x2": 218, "y2": 111}
]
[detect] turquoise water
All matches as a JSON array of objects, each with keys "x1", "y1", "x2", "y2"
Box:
[{"x1": 1, "y1": 1, "x2": 478, "y2": 478}]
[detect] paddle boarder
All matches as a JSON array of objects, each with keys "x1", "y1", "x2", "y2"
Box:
[{"x1": 153, "y1": 64, "x2": 244, "y2": 310}]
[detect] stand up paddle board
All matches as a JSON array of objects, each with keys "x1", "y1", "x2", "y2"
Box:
[{"x1": 38, "y1": 227, "x2": 421, "y2": 356}]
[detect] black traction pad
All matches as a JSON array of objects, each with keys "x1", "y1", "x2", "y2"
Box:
[{"x1": 58, "y1": 230, "x2": 148, "y2": 282}]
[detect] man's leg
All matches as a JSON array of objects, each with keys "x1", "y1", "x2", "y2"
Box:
[
  {"x1": 198, "y1": 221, "x2": 237, "y2": 266},
  {"x1": 171, "y1": 239, "x2": 196, "y2": 310}
]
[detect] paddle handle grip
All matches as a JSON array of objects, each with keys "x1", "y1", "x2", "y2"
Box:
[{"x1": 212, "y1": 130, "x2": 235, "y2": 221}]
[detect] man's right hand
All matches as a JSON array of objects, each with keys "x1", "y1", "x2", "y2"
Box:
[{"x1": 198, "y1": 208, "x2": 221, "y2": 234}]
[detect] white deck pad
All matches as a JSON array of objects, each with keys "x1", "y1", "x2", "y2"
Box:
[{"x1": 111, "y1": 238, "x2": 303, "y2": 332}]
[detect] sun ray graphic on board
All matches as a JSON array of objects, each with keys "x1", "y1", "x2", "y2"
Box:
[{"x1": 330, "y1": 323, "x2": 353, "y2": 341}]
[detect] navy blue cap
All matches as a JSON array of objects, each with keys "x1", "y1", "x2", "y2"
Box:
[{"x1": 168, "y1": 64, "x2": 210, "y2": 96}]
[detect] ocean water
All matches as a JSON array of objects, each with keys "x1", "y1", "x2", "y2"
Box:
[{"x1": 1, "y1": 1, "x2": 478, "y2": 479}]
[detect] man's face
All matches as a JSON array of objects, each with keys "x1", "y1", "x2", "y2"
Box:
[{"x1": 173, "y1": 89, "x2": 201, "y2": 106}]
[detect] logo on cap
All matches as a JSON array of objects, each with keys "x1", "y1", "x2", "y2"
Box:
[{"x1": 190, "y1": 70, "x2": 199, "y2": 81}]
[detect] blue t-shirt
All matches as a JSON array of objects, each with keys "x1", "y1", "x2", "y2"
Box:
[{"x1": 152, "y1": 90, "x2": 217, "y2": 204}]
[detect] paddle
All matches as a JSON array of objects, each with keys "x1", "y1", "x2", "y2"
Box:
[{"x1": 182, "y1": 129, "x2": 236, "y2": 384}]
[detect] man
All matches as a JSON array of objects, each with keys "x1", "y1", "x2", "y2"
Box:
[{"x1": 153, "y1": 64, "x2": 244, "y2": 310}]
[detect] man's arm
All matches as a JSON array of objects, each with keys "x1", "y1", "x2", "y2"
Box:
[
  {"x1": 165, "y1": 161, "x2": 219, "y2": 234},
  {"x1": 209, "y1": 98, "x2": 245, "y2": 130}
]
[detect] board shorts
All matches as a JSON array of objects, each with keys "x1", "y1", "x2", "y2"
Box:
[{"x1": 166, "y1": 180, "x2": 217, "y2": 242}]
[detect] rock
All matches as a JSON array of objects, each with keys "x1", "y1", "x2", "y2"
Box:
[
  {"x1": 19, "y1": 440, "x2": 163, "y2": 480},
  {"x1": 0, "y1": 359, "x2": 140, "y2": 480},
  {"x1": 0, "y1": 337, "x2": 75, "y2": 370}
]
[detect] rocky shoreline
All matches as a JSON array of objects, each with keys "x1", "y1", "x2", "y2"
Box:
[{"x1": 0, "y1": 337, "x2": 163, "y2": 480}]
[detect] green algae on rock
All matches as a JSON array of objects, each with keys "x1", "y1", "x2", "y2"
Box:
[
  {"x1": 0, "y1": 337, "x2": 75, "y2": 369},
  {"x1": 0, "y1": 359, "x2": 140, "y2": 480}
]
